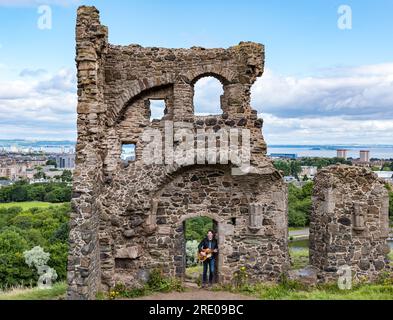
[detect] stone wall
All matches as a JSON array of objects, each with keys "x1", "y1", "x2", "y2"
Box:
[
  {"x1": 68, "y1": 6, "x2": 289, "y2": 299},
  {"x1": 310, "y1": 165, "x2": 391, "y2": 282}
]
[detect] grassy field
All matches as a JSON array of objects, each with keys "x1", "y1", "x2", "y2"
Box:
[
  {"x1": 0, "y1": 201, "x2": 64, "y2": 210},
  {"x1": 0, "y1": 282, "x2": 66, "y2": 300},
  {"x1": 223, "y1": 281, "x2": 393, "y2": 300}
]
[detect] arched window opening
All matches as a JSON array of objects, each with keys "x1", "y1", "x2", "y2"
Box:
[{"x1": 193, "y1": 77, "x2": 224, "y2": 115}]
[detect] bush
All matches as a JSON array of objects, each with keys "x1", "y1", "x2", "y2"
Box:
[
  {"x1": 108, "y1": 268, "x2": 184, "y2": 299},
  {"x1": 186, "y1": 240, "x2": 199, "y2": 267},
  {"x1": 0, "y1": 204, "x2": 70, "y2": 288}
]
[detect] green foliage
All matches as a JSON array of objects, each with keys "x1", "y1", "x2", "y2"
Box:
[
  {"x1": 233, "y1": 266, "x2": 249, "y2": 288},
  {"x1": 108, "y1": 268, "x2": 184, "y2": 299},
  {"x1": 60, "y1": 170, "x2": 73, "y2": 183},
  {"x1": 0, "y1": 203, "x2": 70, "y2": 288},
  {"x1": 299, "y1": 157, "x2": 352, "y2": 168},
  {"x1": 389, "y1": 192, "x2": 393, "y2": 222},
  {"x1": 288, "y1": 182, "x2": 313, "y2": 227},
  {"x1": 0, "y1": 281, "x2": 66, "y2": 300},
  {"x1": 273, "y1": 160, "x2": 302, "y2": 177},
  {"x1": 186, "y1": 240, "x2": 198, "y2": 267},
  {"x1": 289, "y1": 248, "x2": 309, "y2": 270},
  {"x1": 185, "y1": 217, "x2": 213, "y2": 242},
  {"x1": 382, "y1": 162, "x2": 393, "y2": 171},
  {"x1": 0, "y1": 229, "x2": 35, "y2": 288},
  {"x1": 0, "y1": 181, "x2": 71, "y2": 203},
  {"x1": 273, "y1": 160, "x2": 291, "y2": 176},
  {"x1": 218, "y1": 277, "x2": 393, "y2": 300},
  {"x1": 46, "y1": 160, "x2": 57, "y2": 168}
]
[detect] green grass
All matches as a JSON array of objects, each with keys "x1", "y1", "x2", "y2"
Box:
[
  {"x1": 0, "y1": 282, "x2": 66, "y2": 300},
  {"x1": 290, "y1": 248, "x2": 309, "y2": 270},
  {"x1": 0, "y1": 201, "x2": 64, "y2": 210},
  {"x1": 186, "y1": 265, "x2": 203, "y2": 276},
  {"x1": 288, "y1": 227, "x2": 307, "y2": 232},
  {"x1": 226, "y1": 282, "x2": 393, "y2": 300}
]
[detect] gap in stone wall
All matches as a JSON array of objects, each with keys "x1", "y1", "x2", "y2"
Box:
[
  {"x1": 120, "y1": 143, "x2": 136, "y2": 166},
  {"x1": 193, "y1": 76, "x2": 224, "y2": 115},
  {"x1": 150, "y1": 99, "x2": 166, "y2": 121}
]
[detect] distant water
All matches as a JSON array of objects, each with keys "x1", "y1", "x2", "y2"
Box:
[{"x1": 268, "y1": 145, "x2": 393, "y2": 160}]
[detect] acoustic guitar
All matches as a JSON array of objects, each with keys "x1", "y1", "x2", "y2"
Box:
[{"x1": 197, "y1": 248, "x2": 213, "y2": 263}]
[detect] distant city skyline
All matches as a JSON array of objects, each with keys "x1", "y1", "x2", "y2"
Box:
[
  {"x1": 1, "y1": 139, "x2": 393, "y2": 160},
  {"x1": 0, "y1": 0, "x2": 393, "y2": 143}
]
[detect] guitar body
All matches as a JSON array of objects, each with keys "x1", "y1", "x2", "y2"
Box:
[{"x1": 198, "y1": 248, "x2": 213, "y2": 263}]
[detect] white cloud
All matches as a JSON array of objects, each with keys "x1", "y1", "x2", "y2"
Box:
[
  {"x1": 1, "y1": 62, "x2": 392, "y2": 144},
  {"x1": 0, "y1": 68, "x2": 77, "y2": 140},
  {"x1": 251, "y1": 63, "x2": 393, "y2": 119},
  {"x1": 195, "y1": 63, "x2": 393, "y2": 144},
  {"x1": 261, "y1": 113, "x2": 393, "y2": 145}
]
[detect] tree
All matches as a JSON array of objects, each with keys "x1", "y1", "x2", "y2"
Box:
[
  {"x1": 60, "y1": 170, "x2": 72, "y2": 183},
  {"x1": 290, "y1": 161, "x2": 302, "y2": 179},
  {"x1": 0, "y1": 203, "x2": 71, "y2": 287},
  {"x1": 27, "y1": 185, "x2": 46, "y2": 202},
  {"x1": 273, "y1": 160, "x2": 291, "y2": 176},
  {"x1": 0, "y1": 230, "x2": 34, "y2": 287},
  {"x1": 288, "y1": 182, "x2": 313, "y2": 227},
  {"x1": 46, "y1": 160, "x2": 57, "y2": 168},
  {"x1": 33, "y1": 170, "x2": 46, "y2": 180},
  {"x1": 185, "y1": 217, "x2": 213, "y2": 241}
]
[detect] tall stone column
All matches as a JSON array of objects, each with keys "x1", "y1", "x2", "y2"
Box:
[{"x1": 67, "y1": 6, "x2": 108, "y2": 300}]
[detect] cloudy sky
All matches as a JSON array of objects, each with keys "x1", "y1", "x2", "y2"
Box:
[{"x1": 0, "y1": 0, "x2": 392, "y2": 144}]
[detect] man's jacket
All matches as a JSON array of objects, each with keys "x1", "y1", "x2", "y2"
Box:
[{"x1": 198, "y1": 237, "x2": 218, "y2": 259}]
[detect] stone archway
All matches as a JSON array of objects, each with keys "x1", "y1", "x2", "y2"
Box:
[{"x1": 178, "y1": 212, "x2": 224, "y2": 283}]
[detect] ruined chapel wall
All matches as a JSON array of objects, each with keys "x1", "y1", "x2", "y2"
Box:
[{"x1": 309, "y1": 165, "x2": 391, "y2": 282}]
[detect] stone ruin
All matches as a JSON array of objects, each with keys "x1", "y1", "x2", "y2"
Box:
[
  {"x1": 310, "y1": 165, "x2": 391, "y2": 282},
  {"x1": 67, "y1": 6, "x2": 390, "y2": 299}
]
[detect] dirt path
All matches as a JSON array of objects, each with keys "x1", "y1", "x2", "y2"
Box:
[{"x1": 133, "y1": 287, "x2": 257, "y2": 300}]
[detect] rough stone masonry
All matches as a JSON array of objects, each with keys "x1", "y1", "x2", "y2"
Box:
[{"x1": 67, "y1": 6, "x2": 390, "y2": 299}]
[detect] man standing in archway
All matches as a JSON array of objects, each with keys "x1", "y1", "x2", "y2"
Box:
[{"x1": 198, "y1": 230, "x2": 218, "y2": 288}]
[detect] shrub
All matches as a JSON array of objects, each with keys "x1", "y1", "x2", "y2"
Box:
[{"x1": 186, "y1": 240, "x2": 199, "y2": 267}]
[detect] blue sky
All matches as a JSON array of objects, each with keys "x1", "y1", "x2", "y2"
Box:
[{"x1": 0, "y1": 0, "x2": 393, "y2": 144}]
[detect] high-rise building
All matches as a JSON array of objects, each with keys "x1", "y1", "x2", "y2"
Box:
[
  {"x1": 359, "y1": 150, "x2": 370, "y2": 163},
  {"x1": 337, "y1": 149, "x2": 348, "y2": 159},
  {"x1": 55, "y1": 154, "x2": 76, "y2": 169}
]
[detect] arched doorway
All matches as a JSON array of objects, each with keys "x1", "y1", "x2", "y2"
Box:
[{"x1": 182, "y1": 216, "x2": 219, "y2": 285}]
